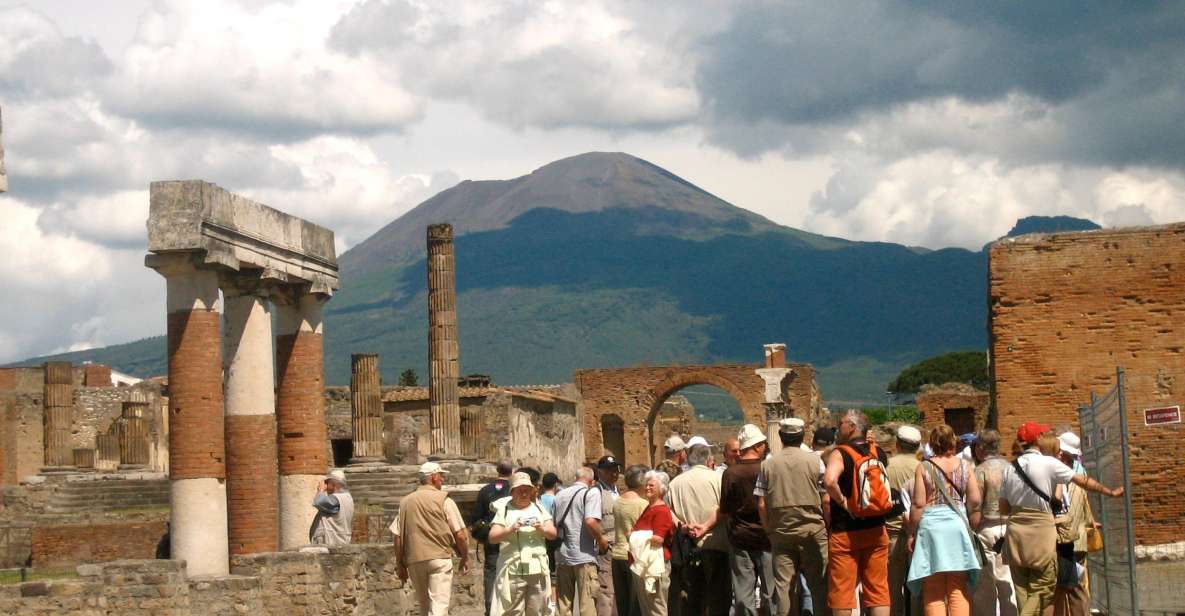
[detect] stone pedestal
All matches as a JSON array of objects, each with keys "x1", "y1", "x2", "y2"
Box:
[
  {"x1": 223, "y1": 284, "x2": 279, "y2": 555},
  {"x1": 349, "y1": 354, "x2": 384, "y2": 463},
  {"x1": 427, "y1": 224, "x2": 462, "y2": 457},
  {"x1": 151, "y1": 255, "x2": 229, "y2": 577},
  {"x1": 275, "y1": 292, "x2": 329, "y2": 549}
]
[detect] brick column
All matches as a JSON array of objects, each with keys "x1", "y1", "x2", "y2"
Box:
[
  {"x1": 150, "y1": 255, "x2": 229, "y2": 576},
  {"x1": 222, "y1": 283, "x2": 279, "y2": 555},
  {"x1": 275, "y1": 291, "x2": 329, "y2": 549},
  {"x1": 349, "y1": 353, "x2": 384, "y2": 463},
  {"x1": 118, "y1": 399, "x2": 150, "y2": 468},
  {"x1": 42, "y1": 361, "x2": 75, "y2": 469},
  {"x1": 427, "y1": 223, "x2": 462, "y2": 457}
]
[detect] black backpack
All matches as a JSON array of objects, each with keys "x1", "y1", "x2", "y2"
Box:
[{"x1": 471, "y1": 480, "x2": 511, "y2": 542}]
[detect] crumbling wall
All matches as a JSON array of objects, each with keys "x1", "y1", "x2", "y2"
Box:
[
  {"x1": 989, "y1": 224, "x2": 1185, "y2": 546},
  {"x1": 483, "y1": 393, "x2": 583, "y2": 474},
  {"x1": 31, "y1": 520, "x2": 167, "y2": 567},
  {"x1": 916, "y1": 383, "x2": 990, "y2": 433},
  {"x1": 3, "y1": 393, "x2": 44, "y2": 483}
]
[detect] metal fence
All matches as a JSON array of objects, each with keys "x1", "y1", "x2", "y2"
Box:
[{"x1": 1078, "y1": 367, "x2": 1139, "y2": 616}]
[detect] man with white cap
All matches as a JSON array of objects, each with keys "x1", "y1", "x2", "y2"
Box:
[
  {"x1": 1052, "y1": 430, "x2": 1096, "y2": 616},
  {"x1": 657, "y1": 435, "x2": 687, "y2": 480},
  {"x1": 756, "y1": 417, "x2": 828, "y2": 616},
  {"x1": 885, "y1": 426, "x2": 921, "y2": 616},
  {"x1": 392, "y1": 462, "x2": 471, "y2": 616},
  {"x1": 310, "y1": 469, "x2": 355, "y2": 546}
]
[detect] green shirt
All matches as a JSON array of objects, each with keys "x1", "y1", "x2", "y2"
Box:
[{"x1": 612, "y1": 496, "x2": 649, "y2": 560}]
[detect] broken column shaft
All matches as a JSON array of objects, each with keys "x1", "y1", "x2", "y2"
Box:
[
  {"x1": 349, "y1": 353, "x2": 384, "y2": 463},
  {"x1": 42, "y1": 361, "x2": 75, "y2": 469},
  {"x1": 222, "y1": 282, "x2": 279, "y2": 555},
  {"x1": 427, "y1": 223, "x2": 462, "y2": 458},
  {"x1": 275, "y1": 293, "x2": 330, "y2": 549},
  {"x1": 119, "y1": 399, "x2": 151, "y2": 468}
]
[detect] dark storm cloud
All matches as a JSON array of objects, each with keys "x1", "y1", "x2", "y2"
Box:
[{"x1": 697, "y1": 1, "x2": 1185, "y2": 167}]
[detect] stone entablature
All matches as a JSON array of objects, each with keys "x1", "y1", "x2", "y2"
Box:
[{"x1": 989, "y1": 223, "x2": 1185, "y2": 546}]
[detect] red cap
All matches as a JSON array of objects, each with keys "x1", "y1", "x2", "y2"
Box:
[{"x1": 1017, "y1": 421, "x2": 1051, "y2": 445}]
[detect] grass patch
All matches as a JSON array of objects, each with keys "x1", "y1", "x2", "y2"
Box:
[{"x1": 0, "y1": 566, "x2": 79, "y2": 585}]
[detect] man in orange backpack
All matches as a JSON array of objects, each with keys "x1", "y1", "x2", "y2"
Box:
[{"x1": 823, "y1": 410, "x2": 894, "y2": 616}]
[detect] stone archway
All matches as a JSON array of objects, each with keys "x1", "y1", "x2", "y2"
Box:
[{"x1": 575, "y1": 347, "x2": 822, "y2": 466}]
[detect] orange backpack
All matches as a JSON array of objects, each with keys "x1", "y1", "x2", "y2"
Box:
[{"x1": 836, "y1": 442, "x2": 894, "y2": 518}]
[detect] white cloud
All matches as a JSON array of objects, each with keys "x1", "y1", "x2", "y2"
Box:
[
  {"x1": 331, "y1": 0, "x2": 699, "y2": 130},
  {"x1": 104, "y1": 0, "x2": 420, "y2": 138}
]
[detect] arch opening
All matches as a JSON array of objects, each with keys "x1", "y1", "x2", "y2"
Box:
[{"x1": 647, "y1": 381, "x2": 747, "y2": 466}]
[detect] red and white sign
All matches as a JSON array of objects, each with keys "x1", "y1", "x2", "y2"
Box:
[{"x1": 1144, "y1": 405, "x2": 1181, "y2": 426}]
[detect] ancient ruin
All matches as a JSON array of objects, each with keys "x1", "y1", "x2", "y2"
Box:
[
  {"x1": 427, "y1": 223, "x2": 463, "y2": 457},
  {"x1": 989, "y1": 224, "x2": 1185, "y2": 547},
  {"x1": 349, "y1": 353, "x2": 385, "y2": 463},
  {"x1": 145, "y1": 180, "x2": 339, "y2": 575},
  {"x1": 576, "y1": 344, "x2": 822, "y2": 465},
  {"x1": 915, "y1": 382, "x2": 989, "y2": 434}
]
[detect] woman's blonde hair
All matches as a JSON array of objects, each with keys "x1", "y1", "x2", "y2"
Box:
[
  {"x1": 928, "y1": 424, "x2": 958, "y2": 456},
  {"x1": 1037, "y1": 432, "x2": 1061, "y2": 457}
]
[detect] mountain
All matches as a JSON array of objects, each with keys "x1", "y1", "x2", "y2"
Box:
[
  {"x1": 19, "y1": 152, "x2": 992, "y2": 401},
  {"x1": 1005, "y1": 215, "x2": 1100, "y2": 237}
]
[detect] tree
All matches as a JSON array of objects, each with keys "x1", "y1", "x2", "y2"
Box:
[
  {"x1": 398, "y1": 369, "x2": 419, "y2": 387},
  {"x1": 888, "y1": 351, "x2": 988, "y2": 394}
]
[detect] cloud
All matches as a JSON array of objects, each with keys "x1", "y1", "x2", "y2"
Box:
[
  {"x1": 330, "y1": 0, "x2": 699, "y2": 130},
  {"x1": 0, "y1": 6, "x2": 112, "y2": 100},
  {"x1": 696, "y1": 1, "x2": 1185, "y2": 169},
  {"x1": 103, "y1": 0, "x2": 421, "y2": 139}
]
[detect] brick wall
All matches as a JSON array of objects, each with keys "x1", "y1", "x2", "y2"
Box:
[
  {"x1": 30, "y1": 520, "x2": 166, "y2": 567},
  {"x1": 225, "y1": 414, "x2": 278, "y2": 554},
  {"x1": 82, "y1": 364, "x2": 112, "y2": 387},
  {"x1": 575, "y1": 362, "x2": 821, "y2": 467},
  {"x1": 916, "y1": 383, "x2": 990, "y2": 433},
  {"x1": 989, "y1": 224, "x2": 1185, "y2": 545},
  {"x1": 275, "y1": 331, "x2": 328, "y2": 475},
  {"x1": 167, "y1": 310, "x2": 226, "y2": 480}
]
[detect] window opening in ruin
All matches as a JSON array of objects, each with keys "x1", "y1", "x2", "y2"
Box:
[
  {"x1": 650, "y1": 384, "x2": 745, "y2": 465},
  {"x1": 944, "y1": 407, "x2": 976, "y2": 436},
  {"x1": 601, "y1": 414, "x2": 626, "y2": 465},
  {"x1": 331, "y1": 439, "x2": 353, "y2": 468}
]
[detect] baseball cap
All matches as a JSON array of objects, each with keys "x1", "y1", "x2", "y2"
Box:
[
  {"x1": 664, "y1": 435, "x2": 687, "y2": 452},
  {"x1": 959, "y1": 432, "x2": 977, "y2": 445},
  {"x1": 510, "y1": 472, "x2": 534, "y2": 490},
  {"x1": 778, "y1": 417, "x2": 805, "y2": 434},
  {"x1": 896, "y1": 426, "x2": 922, "y2": 444},
  {"x1": 327, "y1": 469, "x2": 347, "y2": 483},
  {"x1": 737, "y1": 424, "x2": 767, "y2": 450},
  {"x1": 1058, "y1": 432, "x2": 1082, "y2": 456},
  {"x1": 418, "y1": 461, "x2": 450, "y2": 475},
  {"x1": 1016, "y1": 421, "x2": 1051, "y2": 445},
  {"x1": 596, "y1": 455, "x2": 622, "y2": 470},
  {"x1": 686, "y1": 436, "x2": 710, "y2": 448}
]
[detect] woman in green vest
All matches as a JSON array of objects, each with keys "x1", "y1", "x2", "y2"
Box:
[{"x1": 488, "y1": 471, "x2": 559, "y2": 616}]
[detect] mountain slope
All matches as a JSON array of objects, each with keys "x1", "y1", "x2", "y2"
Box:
[{"x1": 21, "y1": 152, "x2": 997, "y2": 401}]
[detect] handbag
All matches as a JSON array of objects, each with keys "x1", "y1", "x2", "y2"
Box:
[
  {"x1": 1087, "y1": 527, "x2": 1104, "y2": 552},
  {"x1": 927, "y1": 460, "x2": 985, "y2": 568}
]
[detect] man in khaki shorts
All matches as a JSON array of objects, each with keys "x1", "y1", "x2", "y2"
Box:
[{"x1": 392, "y1": 462, "x2": 471, "y2": 616}]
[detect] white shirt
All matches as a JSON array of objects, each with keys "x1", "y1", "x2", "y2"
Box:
[{"x1": 1000, "y1": 449, "x2": 1076, "y2": 512}]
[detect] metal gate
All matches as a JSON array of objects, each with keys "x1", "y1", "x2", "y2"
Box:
[{"x1": 1077, "y1": 367, "x2": 1139, "y2": 616}]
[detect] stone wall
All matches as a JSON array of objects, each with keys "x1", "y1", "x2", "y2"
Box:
[
  {"x1": 576, "y1": 362, "x2": 821, "y2": 467},
  {"x1": 915, "y1": 383, "x2": 990, "y2": 433},
  {"x1": 31, "y1": 520, "x2": 166, "y2": 567},
  {"x1": 483, "y1": 391, "x2": 583, "y2": 475},
  {"x1": 0, "y1": 547, "x2": 483, "y2": 616},
  {"x1": 2, "y1": 393, "x2": 45, "y2": 484},
  {"x1": 989, "y1": 224, "x2": 1185, "y2": 546}
]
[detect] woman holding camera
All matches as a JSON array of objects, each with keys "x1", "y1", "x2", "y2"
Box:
[{"x1": 488, "y1": 471, "x2": 559, "y2": 616}]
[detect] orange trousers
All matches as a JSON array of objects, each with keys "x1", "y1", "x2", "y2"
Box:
[{"x1": 923, "y1": 572, "x2": 969, "y2": 616}]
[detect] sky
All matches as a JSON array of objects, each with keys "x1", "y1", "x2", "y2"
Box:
[{"x1": 2, "y1": 0, "x2": 1185, "y2": 363}]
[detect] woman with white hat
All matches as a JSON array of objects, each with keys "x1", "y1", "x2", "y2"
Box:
[{"x1": 488, "y1": 472, "x2": 558, "y2": 616}]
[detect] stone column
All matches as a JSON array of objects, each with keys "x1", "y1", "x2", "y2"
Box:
[
  {"x1": 756, "y1": 343, "x2": 793, "y2": 454},
  {"x1": 42, "y1": 361, "x2": 75, "y2": 469},
  {"x1": 149, "y1": 254, "x2": 229, "y2": 577},
  {"x1": 427, "y1": 223, "x2": 462, "y2": 457},
  {"x1": 73, "y1": 448, "x2": 95, "y2": 470},
  {"x1": 118, "y1": 399, "x2": 150, "y2": 469},
  {"x1": 350, "y1": 354, "x2": 384, "y2": 463},
  {"x1": 222, "y1": 282, "x2": 279, "y2": 555},
  {"x1": 275, "y1": 291, "x2": 330, "y2": 549},
  {"x1": 96, "y1": 432, "x2": 121, "y2": 472}
]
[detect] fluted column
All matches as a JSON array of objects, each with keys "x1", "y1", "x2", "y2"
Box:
[
  {"x1": 222, "y1": 280, "x2": 279, "y2": 555},
  {"x1": 96, "y1": 432, "x2": 121, "y2": 472},
  {"x1": 275, "y1": 290, "x2": 329, "y2": 549},
  {"x1": 427, "y1": 223, "x2": 462, "y2": 457},
  {"x1": 119, "y1": 398, "x2": 151, "y2": 468},
  {"x1": 42, "y1": 361, "x2": 75, "y2": 469},
  {"x1": 350, "y1": 353, "x2": 384, "y2": 463},
  {"x1": 149, "y1": 254, "x2": 229, "y2": 576}
]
